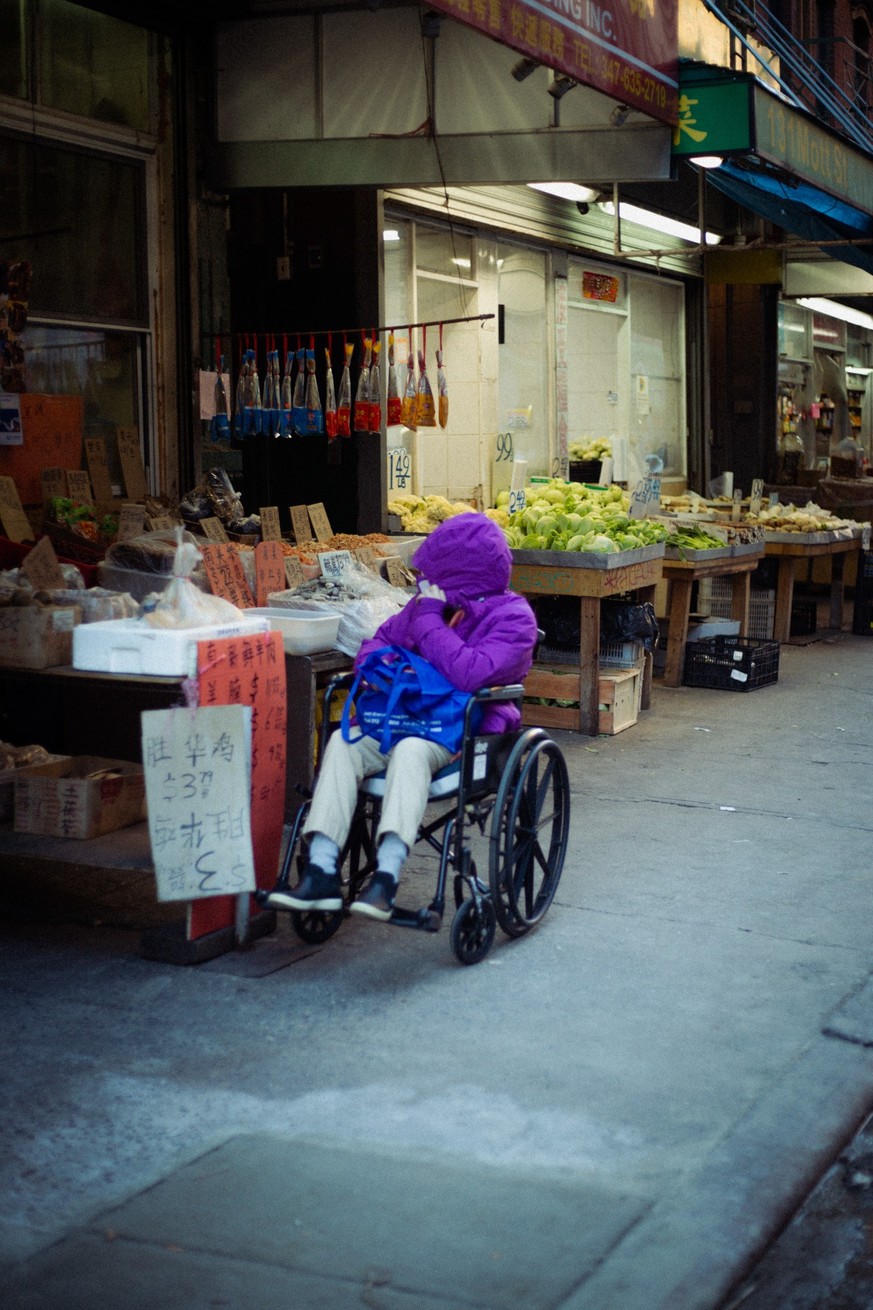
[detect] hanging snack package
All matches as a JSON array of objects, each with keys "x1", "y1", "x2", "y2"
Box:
[
  {"x1": 324, "y1": 339, "x2": 338, "y2": 440},
  {"x1": 414, "y1": 328, "x2": 436, "y2": 427},
  {"x1": 354, "y1": 335, "x2": 372, "y2": 433},
  {"x1": 401, "y1": 337, "x2": 418, "y2": 429},
  {"x1": 300, "y1": 344, "x2": 324, "y2": 435},
  {"x1": 436, "y1": 328, "x2": 449, "y2": 429},
  {"x1": 337, "y1": 338, "x2": 353, "y2": 436},
  {"x1": 245, "y1": 347, "x2": 263, "y2": 436},
  {"x1": 368, "y1": 336, "x2": 382, "y2": 433},
  {"x1": 261, "y1": 346, "x2": 278, "y2": 436},
  {"x1": 279, "y1": 347, "x2": 294, "y2": 437},
  {"x1": 234, "y1": 349, "x2": 250, "y2": 440},
  {"x1": 269, "y1": 347, "x2": 283, "y2": 435},
  {"x1": 210, "y1": 353, "x2": 231, "y2": 442},
  {"x1": 386, "y1": 331, "x2": 402, "y2": 427},
  {"x1": 291, "y1": 347, "x2": 308, "y2": 434}
]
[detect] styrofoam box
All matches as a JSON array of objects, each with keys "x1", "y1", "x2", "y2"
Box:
[
  {"x1": 72, "y1": 616, "x2": 271, "y2": 676},
  {"x1": 248, "y1": 607, "x2": 340, "y2": 655}
]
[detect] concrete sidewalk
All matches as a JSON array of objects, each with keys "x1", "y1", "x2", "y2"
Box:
[{"x1": 2, "y1": 631, "x2": 873, "y2": 1309}]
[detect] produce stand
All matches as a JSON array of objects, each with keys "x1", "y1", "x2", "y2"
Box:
[
  {"x1": 510, "y1": 544, "x2": 664, "y2": 736},
  {"x1": 660, "y1": 542, "x2": 765, "y2": 688},
  {"x1": 763, "y1": 530, "x2": 863, "y2": 643}
]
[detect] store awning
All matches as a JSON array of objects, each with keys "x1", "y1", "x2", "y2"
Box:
[{"x1": 673, "y1": 67, "x2": 873, "y2": 276}]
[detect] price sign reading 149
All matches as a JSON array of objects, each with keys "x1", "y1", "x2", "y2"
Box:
[{"x1": 388, "y1": 447, "x2": 411, "y2": 493}]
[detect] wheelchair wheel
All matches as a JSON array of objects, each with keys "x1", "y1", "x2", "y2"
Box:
[
  {"x1": 290, "y1": 908, "x2": 344, "y2": 945},
  {"x1": 450, "y1": 896, "x2": 496, "y2": 966},
  {"x1": 489, "y1": 730, "x2": 570, "y2": 937}
]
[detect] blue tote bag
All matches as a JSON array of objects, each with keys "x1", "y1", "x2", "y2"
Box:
[{"x1": 340, "y1": 645, "x2": 478, "y2": 754}]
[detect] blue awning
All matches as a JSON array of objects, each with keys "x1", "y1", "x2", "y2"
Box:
[{"x1": 707, "y1": 158, "x2": 873, "y2": 275}]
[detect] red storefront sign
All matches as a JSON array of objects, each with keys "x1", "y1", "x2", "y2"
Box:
[{"x1": 428, "y1": 0, "x2": 678, "y2": 126}]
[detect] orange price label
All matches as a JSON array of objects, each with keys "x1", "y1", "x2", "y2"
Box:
[
  {"x1": 200, "y1": 543, "x2": 255, "y2": 608},
  {"x1": 255, "y1": 540, "x2": 286, "y2": 606}
]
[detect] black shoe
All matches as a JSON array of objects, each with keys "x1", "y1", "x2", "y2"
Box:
[
  {"x1": 349, "y1": 871, "x2": 397, "y2": 922},
  {"x1": 267, "y1": 864, "x2": 343, "y2": 912}
]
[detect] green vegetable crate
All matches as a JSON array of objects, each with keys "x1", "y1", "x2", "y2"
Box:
[{"x1": 522, "y1": 664, "x2": 642, "y2": 735}]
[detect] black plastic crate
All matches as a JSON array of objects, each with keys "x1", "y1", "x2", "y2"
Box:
[
  {"x1": 853, "y1": 597, "x2": 873, "y2": 636},
  {"x1": 790, "y1": 599, "x2": 817, "y2": 636},
  {"x1": 856, "y1": 552, "x2": 873, "y2": 607},
  {"x1": 683, "y1": 636, "x2": 780, "y2": 691}
]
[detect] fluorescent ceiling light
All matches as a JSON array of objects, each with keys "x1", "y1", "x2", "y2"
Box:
[
  {"x1": 383, "y1": 229, "x2": 400, "y2": 242},
  {"x1": 598, "y1": 201, "x2": 722, "y2": 246},
  {"x1": 797, "y1": 297, "x2": 873, "y2": 330},
  {"x1": 847, "y1": 366, "x2": 873, "y2": 374},
  {"x1": 451, "y1": 257, "x2": 472, "y2": 269},
  {"x1": 690, "y1": 155, "x2": 724, "y2": 169},
  {"x1": 528, "y1": 182, "x2": 601, "y2": 204}
]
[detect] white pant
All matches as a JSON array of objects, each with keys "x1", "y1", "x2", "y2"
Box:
[{"x1": 302, "y1": 730, "x2": 454, "y2": 853}]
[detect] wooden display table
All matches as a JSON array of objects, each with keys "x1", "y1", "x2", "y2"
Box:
[
  {"x1": 0, "y1": 648, "x2": 351, "y2": 821},
  {"x1": 763, "y1": 533, "x2": 863, "y2": 642},
  {"x1": 660, "y1": 545, "x2": 765, "y2": 688},
  {"x1": 511, "y1": 545, "x2": 664, "y2": 736}
]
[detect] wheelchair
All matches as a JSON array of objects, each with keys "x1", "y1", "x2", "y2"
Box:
[{"x1": 259, "y1": 673, "x2": 571, "y2": 966}]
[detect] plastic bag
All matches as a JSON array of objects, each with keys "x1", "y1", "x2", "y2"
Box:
[
  {"x1": 368, "y1": 337, "x2": 382, "y2": 433},
  {"x1": 142, "y1": 530, "x2": 246, "y2": 630},
  {"x1": 280, "y1": 350, "x2": 294, "y2": 437},
  {"x1": 600, "y1": 600, "x2": 660, "y2": 651},
  {"x1": 401, "y1": 343, "x2": 417, "y2": 429},
  {"x1": 354, "y1": 336, "x2": 372, "y2": 433},
  {"x1": 210, "y1": 355, "x2": 231, "y2": 443},
  {"x1": 301, "y1": 347, "x2": 324, "y2": 434},
  {"x1": 386, "y1": 332, "x2": 402, "y2": 427},
  {"x1": 334, "y1": 593, "x2": 408, "y2": 657},
  {"x1": 337, "y1": 339, "x2": 353, "y2": 437},
  {"x1": 324, "y1": 342, "x2": 338, "y2": 440},
  {"x1": 414, "y1": 331, "x2": 436, "y2": 427},
  {"x1": 436, "y1": 333, "x2": 448, "y2": 429},
  {"x1": 291, "y1": 347, "x2": 307, "y2": 434}
]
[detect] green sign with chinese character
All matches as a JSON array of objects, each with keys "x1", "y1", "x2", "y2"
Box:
[{"x1": 672, "y1": 77, "x2": 753, "y2": 157}]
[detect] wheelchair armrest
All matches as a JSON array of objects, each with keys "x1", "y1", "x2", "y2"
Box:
[{"x1": 471, "y1": 684, "x2": 526, "y2": 704}]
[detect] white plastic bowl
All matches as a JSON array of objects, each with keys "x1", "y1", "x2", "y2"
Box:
[{"x1": 248, "y1": 607, "x2": 340, "y2": 655}]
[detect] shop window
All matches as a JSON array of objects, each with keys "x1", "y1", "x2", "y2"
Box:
[
  {"x1": 38, "y1": 0, "x2": 155, "y2": 132},
  {"x1": 0, "y1": 134, "x2": 146, "y2": 324},
  {"x1": 384, "y1": 215, "x2": 488, "y2": 503},
  {"x1": 629, "y1": 274, "x2": 686, "y2": 480},
  {"x1": 0, "y1": 0, "x2": 28, "y2": 100},
  {"x1": 496, "y1": 243, "x2": 550, "y2": 480}
]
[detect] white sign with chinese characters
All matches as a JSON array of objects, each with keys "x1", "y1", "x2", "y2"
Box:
[{"x1": 141, "y1": 705, "x2": 255, "y2": 902}]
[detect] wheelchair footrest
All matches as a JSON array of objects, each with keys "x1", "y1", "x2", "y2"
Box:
[{"x1": 390, "y1": 905, "x2": 442, "y2": 933}]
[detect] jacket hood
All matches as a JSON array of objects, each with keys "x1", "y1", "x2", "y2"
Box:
[{"x1": 411, "y1": 513, "x2": 512, "y2": 601}]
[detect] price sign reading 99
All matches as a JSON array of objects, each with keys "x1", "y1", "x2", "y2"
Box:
[{"x1": 495, "y1": 432, "x2": 514, "y2": 463}]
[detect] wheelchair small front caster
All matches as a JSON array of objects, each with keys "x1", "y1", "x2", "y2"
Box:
[
  {"x1": 290, "y1": 908, "x2": 344, "y2": 945},
  {"x1": 450, "y1": 897, "x2": 496, "y2": 965}
]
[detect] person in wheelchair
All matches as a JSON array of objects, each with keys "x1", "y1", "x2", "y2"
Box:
[{"x1": 268, "y1": 512, "x2": 539, "y2": 922}]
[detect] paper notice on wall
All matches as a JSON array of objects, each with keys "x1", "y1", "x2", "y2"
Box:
[
  {"x1": 142, "y1": 704, "x2": 256, "y2": 902},
  {"x1": 0, "y1": 393, "x2": 23, "y2": 446},
  {"x1": 199, "y1": 370, "x2": 231, "y2": 421}
]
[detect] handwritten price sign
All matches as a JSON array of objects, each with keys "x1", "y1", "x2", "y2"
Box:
[{"x1": 142, "y1": 704, "x2": 256, "y2": 902}]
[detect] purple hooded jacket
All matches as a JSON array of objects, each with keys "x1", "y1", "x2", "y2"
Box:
[{"x1": 355, "y1": 513, "x2": 538, "y2": 733}]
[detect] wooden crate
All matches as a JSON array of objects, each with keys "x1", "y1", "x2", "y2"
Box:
[{"x1": 522, "y1": 664, "x2": 641, "y2": 735}]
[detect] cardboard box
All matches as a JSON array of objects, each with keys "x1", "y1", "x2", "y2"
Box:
[
  {"x1": 14, "y1": 755, "x2": 146, "y2": 839},
  {"x1": 0, "y1": 754, "x2": 71, "y2": 822},
  {"x1": 0, "y1": 603, "x2": 81, "y2": 669},
  {"x1": 521, "y1": 665, "x2": 641, "y2": 735}
]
